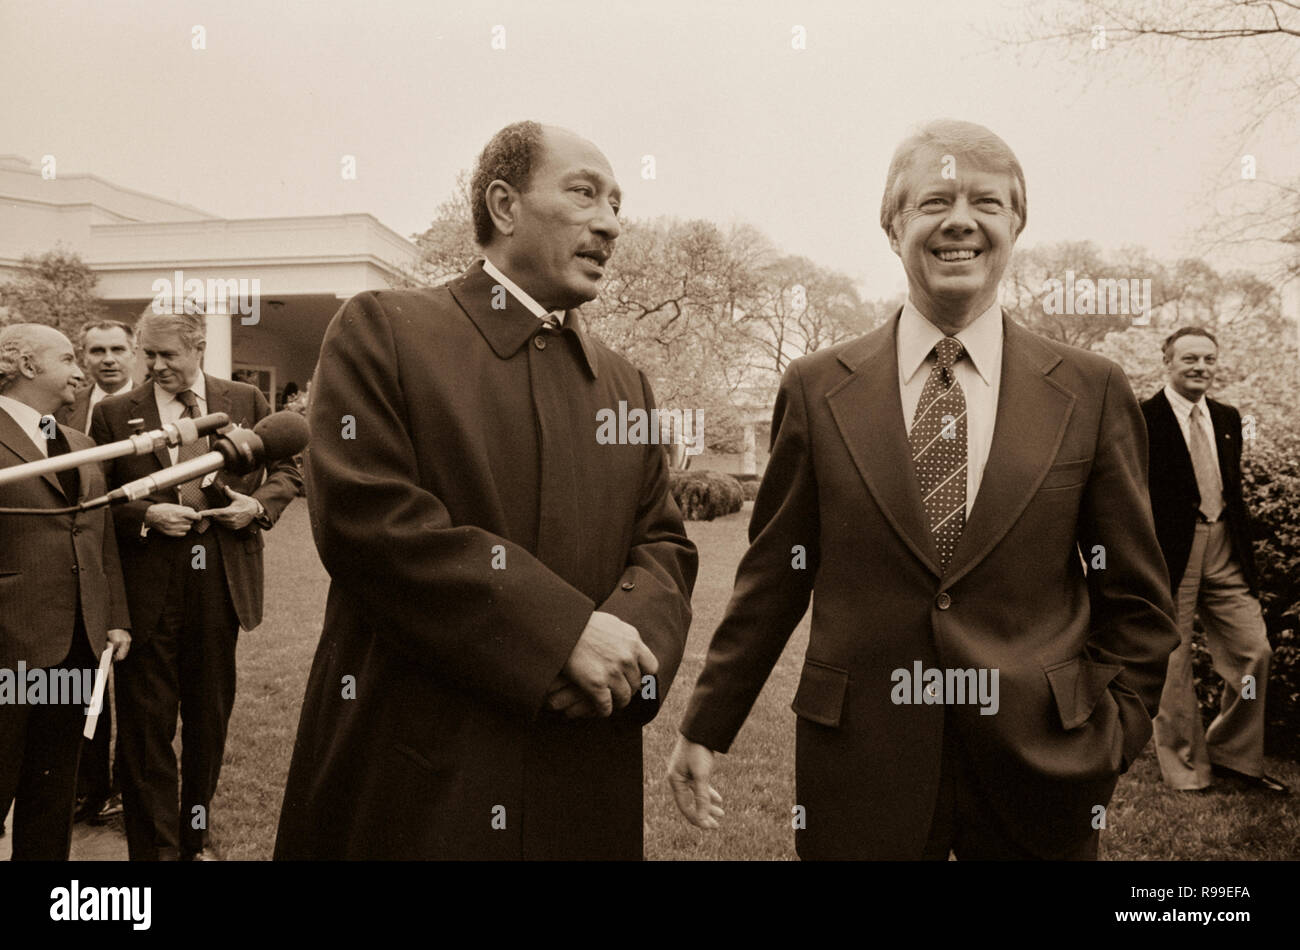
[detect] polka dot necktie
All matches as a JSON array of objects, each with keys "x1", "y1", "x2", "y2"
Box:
[{"x1": 909, "y1": 337, "x2": 967, "y2": 571}]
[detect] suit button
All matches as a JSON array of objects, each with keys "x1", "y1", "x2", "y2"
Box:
[
  {"x1": 935, "y1": 592, "x2": 951, "y2": 610},
  {"x1": 621, "y1": 581, "x2": 635, "y2": 591},
  {"x1": 71, "y1": 565, "x2": 80, "y2": 574},
  {"x1": 71, "y1": 527, "x2": 81, "y2": 536},
  {"x1": 534, "y1": 335, "x2": 548, "y2": 350}
]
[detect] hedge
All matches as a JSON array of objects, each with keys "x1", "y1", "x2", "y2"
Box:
[{"x1": 669, "y1": 470, "x2": 744, "y2": 521}]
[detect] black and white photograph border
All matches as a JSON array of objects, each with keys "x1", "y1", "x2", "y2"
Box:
[{"x1": 0, "y1": 0, "x2": 1297, "y2": 932}]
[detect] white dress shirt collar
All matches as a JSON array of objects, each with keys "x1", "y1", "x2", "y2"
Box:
[
  {"x1": 154, "y1": 371, "x2": 207, "y2": 410},
  {"x1": 1162, "y1": 382, "x2": 1207, "y2": 422},
  {"x1": 0, "y1": 393, "x2": 55, "y2": 457},
  {"x1": 481, "y1": 257, "x2": 565, "y2": 326},
  {"x1": 90, "y1": 380, "x2": 130, "y2": 404},
  {"x1": 898, "y1": 297, "x2": 1003, "y2": 387}
]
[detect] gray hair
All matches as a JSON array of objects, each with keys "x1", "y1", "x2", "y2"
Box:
[
  {"x1": 136, "y1": 306, "x2": 206, "y2": 352},
  {"x1": 0, "y1": 323, "x2": 55, "y2": 394},
  {"x1": 470, "y1": 120, "x2": 546, "y2": 247},
  {"x1": 880, "y1": 119, "x2": 1027, "y2": 237}
]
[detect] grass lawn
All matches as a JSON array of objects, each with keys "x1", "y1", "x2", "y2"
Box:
[{"x1": 208, "y1": 501, "x2": 1299, "y2": 860}]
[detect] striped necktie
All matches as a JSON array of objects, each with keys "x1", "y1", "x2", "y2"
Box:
[{"x1": 909, "y1": 338, "x2": 967, "y2": 570}]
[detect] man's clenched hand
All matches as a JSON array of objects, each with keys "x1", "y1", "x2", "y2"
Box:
[
  {"x1": 144, "y1": 503, "x2": 199, "y2": 537},
  {"x1": 559, "y1": 610, "x2": 657, "y2": 717}
]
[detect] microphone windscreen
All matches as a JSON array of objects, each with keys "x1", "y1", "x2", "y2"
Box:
[{"x1": 252, "y1": 411, "x2": 310, "y2": 460}]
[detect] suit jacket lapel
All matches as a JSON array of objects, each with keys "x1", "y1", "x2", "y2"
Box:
[
  {"x1": 73, "y1": 455, "x2": 97, "y2": 503},
  {"x1": 0, "y1": 408, "x2": 65, "y2": 498},
  {"x1": 1151, "y1": 390, "x2": 1193, "y2": 477},
  {"x1": 205, "y1": 374, "x2": 232, "y2": 427},
  {"x1": 67, "y1": 389, "x2": 91, "y2": 434},
  {"x1": 827, "y1": 315, "x2": 943, "y2": 577},
  {"x1": 942, "y1": 318, "x2": 1074, "y2": 586},
  {"x1": 127, "y1": 383, "x2": 171, "y2": 470}
]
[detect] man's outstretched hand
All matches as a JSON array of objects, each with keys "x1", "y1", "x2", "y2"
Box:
[
  {"x1": 667, "y1": 734, "x2": 724, "y2": 829},
  {"x1": 550, "y1": 610, "x2": 658, "y2": 718}
]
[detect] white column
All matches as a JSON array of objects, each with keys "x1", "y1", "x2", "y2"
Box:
[{"x1": 203, "y1": 307, "x2": 232, "y2": 380}]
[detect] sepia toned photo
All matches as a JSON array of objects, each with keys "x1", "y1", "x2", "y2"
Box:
[{"x1": 1, "y1": 0, "x2": 1297, "y2": 932}]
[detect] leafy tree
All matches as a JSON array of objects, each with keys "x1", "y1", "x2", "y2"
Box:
[
  {"x1": 402, "y1": 170, "x2": 477, "y2": 287},
  {"x1": 1011, "y1": 0, "x2": 1300, "y2": 289},
  {"x1": 405, "y1": 185, "x2": 886, "y2": 464},
  {"x1": 1000, "y1": 241, "x2": 1138, "y2": 347},
  {"x1": 0, "y1": 245, "x2": 106, "y2": 337}
]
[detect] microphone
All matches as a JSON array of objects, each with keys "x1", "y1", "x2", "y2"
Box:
[
  {"x1": 80, "y1": 411, "x2": 309, "y2": 509},
  {"x1": 0, "y1": 411, "x2": 230, "y2": 488},
  {"x1": 147, "y1": 412, "x2": 233, "y2": 449}
]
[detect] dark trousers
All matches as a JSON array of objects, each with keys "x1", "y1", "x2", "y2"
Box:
[
  {"x1": 0, "y1": 618, "x2": 96, "y2": 860},
  {"x1": 920, "y1": 713, "x2": 1100, "y2": 861},
  {"x1": 116, "y1": 533, "x2": 239, "y2": 860},
  {"x1": 76, "y1": 680, "x2": 115, "y2": 804}
]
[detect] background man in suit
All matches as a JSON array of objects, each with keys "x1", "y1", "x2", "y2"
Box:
[
  {"x1": 275, "y1": 121, "x2": 697, "y2": 860},
  {"x1": 0, "y1": 323, "x2": 131, "y2": 859},
  {"x1": 1143, "y1": 327, "x2": 1286, "y2": 794},
  {"x1": 91, "y1": 309, "x2": 301, "y2": 860},
  {"x1": 56, "y1": 318, "x2": 138, "y2": 826},
  {"x1": 668, "y1": 119, "x2": 1179, "y2": 859},
  {"x1": 58, "y1": 320, "x2": 138, "y2": 435}
]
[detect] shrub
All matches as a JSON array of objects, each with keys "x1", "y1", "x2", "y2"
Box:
[{"x1": 669, "y1": 470, "x2": 744, "y2": 521}]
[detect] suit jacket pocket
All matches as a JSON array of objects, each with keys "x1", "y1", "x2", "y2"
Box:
[
  {"x1": 1044, "y1": 655, "x2": 1124, "y2": 730},
  {"x1": 791, "y1": 659, "x2": 849, "y2": 727},
  {"x1": 1039, "y1": 457, "x2": 1092, "y2": 491}
]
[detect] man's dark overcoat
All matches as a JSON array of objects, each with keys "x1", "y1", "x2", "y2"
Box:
[{"x1": 275, "y1": 261, "x2": 697, "y2": 859}]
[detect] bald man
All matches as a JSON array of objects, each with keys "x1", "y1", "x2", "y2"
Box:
[{"x1": 0, "y1": 324, "x2": 131, "y2": 859}]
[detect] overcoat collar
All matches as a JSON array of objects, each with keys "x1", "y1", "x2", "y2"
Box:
[
  {"x1": 449, "y1": 259, "x2": 600, "y2": 378},
  {"x1": 827, "y1": 308, "x2": 1075, "y2": 585}
]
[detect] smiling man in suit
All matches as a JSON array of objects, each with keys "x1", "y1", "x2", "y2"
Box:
[
  {"x1": 275, "y1": 121, "x2": 696, "y2": 860},
  {"x1": 1143, "y1": 327, "x2": 1286, "y2": 795},
  {"x1": 668, "y1": 119, "x2": 1180, "y2": 859},
  {"x1": 0, "y1": 323, "x2": 131, "y2": 860},
  {"x1": 91, "y1": 308, "x2": 301, "y2": 860}
]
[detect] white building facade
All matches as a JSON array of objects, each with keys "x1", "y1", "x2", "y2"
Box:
[{"x1": 0, "y1": 155, "x2": 419, "y2": 406}]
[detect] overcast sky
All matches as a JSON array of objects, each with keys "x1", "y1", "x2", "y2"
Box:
[{"x1": 3, "y1": 0, "x2": 1295, "y2": 298}]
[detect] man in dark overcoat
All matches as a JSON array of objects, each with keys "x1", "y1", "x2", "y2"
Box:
[{"x1": 275, "y1": 121, "x2": 698, "y2": 859}]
